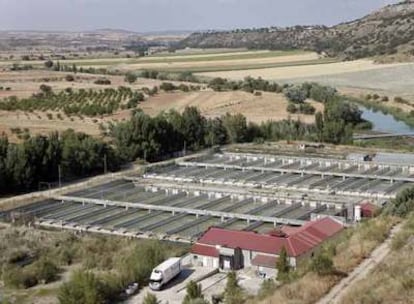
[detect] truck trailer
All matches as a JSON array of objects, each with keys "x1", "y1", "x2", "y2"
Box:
[{"x1": 149, "y1": 257, "x2": 181, "y2": 290}]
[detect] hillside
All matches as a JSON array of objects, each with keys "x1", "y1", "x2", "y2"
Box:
[{"x1": 180, "y1": 1, "x2": 414, "y2": 60}]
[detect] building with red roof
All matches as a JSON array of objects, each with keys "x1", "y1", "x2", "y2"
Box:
[{"x1": 190, "y1": 217, "x2": 344, "y2": 277}]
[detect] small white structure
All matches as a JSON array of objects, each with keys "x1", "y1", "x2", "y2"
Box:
[
  {"x1": 149, "y1": 257, "x2": 181, "y2": 290},
  {"x1": 354, "y1": 205, "x2": 362, "y2": 222}
]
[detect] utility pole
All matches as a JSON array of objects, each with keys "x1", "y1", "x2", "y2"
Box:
[
  {"x1": 58, "y1": 165, "x2": 62, "y2": 188},
  {"x1": 104, "y1": 154, "x2": 107, "y2": 174}
]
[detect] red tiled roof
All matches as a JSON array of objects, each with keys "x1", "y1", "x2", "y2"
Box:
[
  {"x1": 191, "y1": 244, "x2": 219, "y2": 257},
  {"x1": 194, "y1": 217, "x2": 344, "y2": 257},
  {"x1": 360, "y1": 202, "x2": 379, "y2": 218},
  {"x1": 251, "y1": 255, "x2": 278, "y2": 269}
]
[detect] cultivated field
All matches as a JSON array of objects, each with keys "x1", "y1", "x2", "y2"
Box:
[
  {"x1": 0, "y1": 50, "x2": 325, "y2": 74},
  {"x1": 198, "y1": 60, "x2": 414, "y2": 100},
  {"x1": 140, "y1": 91, "x2": 322, "y2": 124},
  {"x1": 0, "y1": 70, "x2": 163, "y2": 98}
]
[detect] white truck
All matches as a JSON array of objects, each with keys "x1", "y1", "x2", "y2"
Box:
[{"x1": 149, "y1": 257, "x2": 181, "y2": 290}]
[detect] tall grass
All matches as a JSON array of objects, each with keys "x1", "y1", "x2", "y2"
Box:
[
  {"x1": 339, "y1": 214, "x2": 414, "y2": 304},
  {"x1": 254, "y1": 216, "x2": 398, "y2": 304}
]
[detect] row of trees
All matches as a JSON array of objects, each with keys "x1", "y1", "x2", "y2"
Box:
[
  {"x1": 0, "y1": 130, "x2": 120, "y2": 194},
  {"x1": 0, "y1": 86, "x2": 144, "y2": 117}
]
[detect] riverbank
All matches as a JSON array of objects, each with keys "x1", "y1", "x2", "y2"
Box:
[{"x1": 347, "y1": 95, "x2": 414, "y2": 130}]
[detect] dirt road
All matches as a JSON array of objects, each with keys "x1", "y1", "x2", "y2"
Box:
[{"x1": 317, "y1": 223, "x2": 403, "y2": 304}]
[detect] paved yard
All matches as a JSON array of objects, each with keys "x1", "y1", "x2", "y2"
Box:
[{"x1": 127, "y1": 266, "x2": 264, "y2": 304}]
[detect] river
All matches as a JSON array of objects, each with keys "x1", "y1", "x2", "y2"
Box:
[{"x1": 359, "y1": 106, "x2": 414, "y2": 134}]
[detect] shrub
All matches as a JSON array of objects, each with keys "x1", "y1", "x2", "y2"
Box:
[
  {"x1": 124, "y1": 73, "x2": 138, "y2": 84},
  {"x1": 160, "y1": 82, "x2": 176, "y2": 92},
  {"x1": 299, "y1": 103, "x2": 316, "y2": 115},
  {"x1": 310, "y1": 253, "x2": 334, "y2": 276},
  {"x1": 58, "y1": 271, "x2": 106, "y2": 304},
  {"x1": 143, "y1": 293, "x2": 160, "y2": 304},
  {"x1": 34, "y1": 258, "x2": 59, "y2": 284},
  {"x1": 287, "y1": 103, "x2": 297, "y2": 113},
  {"x1": 2, "y1": 265, "x2": 38, "y2": 289},
  {"x1": 94, "y1": 78, "x2": 111, "y2": 85},
  {"x1": 65, "y1": 75, "x2": 75, "y2": 82}
]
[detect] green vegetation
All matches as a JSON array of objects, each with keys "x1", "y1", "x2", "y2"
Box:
[
  {"x1": 183, "y1": 281, "x2": 206, "y2": 304},
  {"x1": 124, "y1": 72, "x2": 138, "y2": 84},
  {"x1": 0, "y1": 86, "x2": 143, "y2": 117},
  {"x1": 0, "y1": 227, "x2": 188, "y2": 303},
  {"x1": 224, "y1": 272, "x2": 245, "y2": 304},
  {"x1": 93, "y1": 78, "x2": 111, "y2": 85},
  {"x1": 0, "y1": 130, "x2": 120, "y2": 195},
  {"x1": 340, "y1": 213, "x2": 414, "y2": 304},
  {"x1": 143, "y1": 293, "x2": 160, "y2": 304},
  {"x1": 309, "y1": 253, "x2": 334, "y2": 276},
  {"x1": 276, "y1": 247, "x2": 291, "y2": 282},
  {"x1": 385, "y1": 187, "x2": 414, "y2": 217}
]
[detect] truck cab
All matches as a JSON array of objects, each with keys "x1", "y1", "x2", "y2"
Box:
[{"x1": 149, "y1": 257, "x2": 181, "y2": 291}]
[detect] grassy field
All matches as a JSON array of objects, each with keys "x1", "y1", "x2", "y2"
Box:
[
  {"x1": 141, "y1": 91, "x2": 322, "y2": 124},
  {"x1": 339, "y1": 214, "x2": 414, "y2": 304}
]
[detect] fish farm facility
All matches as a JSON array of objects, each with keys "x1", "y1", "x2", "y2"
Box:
[{"x1": 3, "y1": 151, "x2": 414, "y2": 243}]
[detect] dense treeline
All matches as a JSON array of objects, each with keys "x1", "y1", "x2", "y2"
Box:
[{"x1": 0, "y1": 130, "x2": 120, "y2": 195}]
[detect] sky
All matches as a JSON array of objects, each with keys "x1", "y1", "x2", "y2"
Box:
[{"x1": 0, "y1": 0, "x2": 400, "y2": 32}]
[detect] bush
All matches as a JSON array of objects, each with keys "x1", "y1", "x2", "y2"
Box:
[
  {"x1": 284, "y1": 85, "x2": 307, "y2": 103},
  {"x1": 143, "y1": 293, "x2": 160, "y2": 304},
  {"x1": 34, "y1": 258, "x2": 59, "y2": 284},
  {"x1": 299, "y1": 103, "x2": 316, "y2": 115},
  {"x1": 124, "y1": 73, "x2": 138, "y2": 84},
  {"x1": 94, "y1": 78, "x2": 111, "y2": 85},
  {"x1": 310, "y1": 253, "x2": 334, "y2": 276},
  {"x1": 286, "y1": 103, "x2": 297, "y2": 114},
  {"x1": 160, "y1": 82, "x2": 176, "y2": 92},
  {"x1": 386, "y1": 187, "x2": 414, "y2": 217},
  {"x1": 65, "y1": 75, "x2": 75, "y2": 82},
  {"x1": 58, "y1": 271, "x2": 107, "y2": 304},
  {"x1": 2, "y1": 265, "x2": 38, "y2": 289}
]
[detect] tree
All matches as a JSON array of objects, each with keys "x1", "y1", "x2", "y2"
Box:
[
  {"x1": 386, "y1": 186, "x2": 414, "y2": 217},
  {"x1": 284, "y1": 85, "x2": 307, "y2": 103},
  {"x1": 143, "y1": 293, "x2": 160, "y2": 304},
  {"x1": 276, "y1": 247, "x2": 290, "y2": 281},
  {"x1": 222, "y1": 113, "x2": 248, "y2": 143},
  {"x1": 160, "y1": 82, "x2": 176, "y2": 92},
  {"x1": 44, "y1": 60, "x2": 54, "y2": 68},
  {"x1": 286, "y1": 103, "x2": 297, "y2": 114},
  {"x1": 124, "y1": 73, "x2": 138, "y2": 84},
  {"x1": 65, "y1": 75, "x2": 75, "y2": 82},
  {"x1": 39, "y1": 84, "x2": 52, "y2": 94},
  {"x1": 310, "y1": 253, "x2": 334, "y2": 276},
  {"x1": 224, "y1": 272, "x2": 244, "y2": 304},
  {"x1": 58, "y1": 271, "x2": 106, "y2": 304},
  {"x1": 315, "y1": 111, "x2": 324, "y2": 142},
  {"x1": 183, "y1": 281, "x2": 204, "y2": 304}
]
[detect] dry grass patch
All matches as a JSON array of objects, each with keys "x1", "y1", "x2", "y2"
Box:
[
  {"x1": 141, "y1": 91, "x2": 322, "y2": 124},
  {"x1": 196, "y1": 60, "x2": 410, "y2": 81},
  {"x1": 339, "y1": 215, "x2": 414, "y2": 304},
  {"x1": 255, "y1": 216, "x2": 398, "y2": 304}
]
